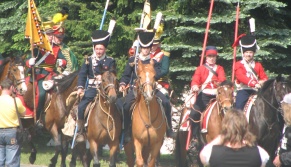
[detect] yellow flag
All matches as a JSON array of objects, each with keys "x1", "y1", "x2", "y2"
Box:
[
  {"x1": 142, "y1": 0, "x2": 151, "y2": 29},
  {"x1": 25, "y1": 0, "x2": 52, "y2": 52}
]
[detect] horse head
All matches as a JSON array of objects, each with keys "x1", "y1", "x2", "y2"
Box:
[
  {"x1": 273, "y1": 75, "x2": 291, "y2": 102},
  {"x1": 216, "y1": 80, "x2": 234, "y2": 112},
  {"x1": 136, "y1": 59, "x2": 156, "y2": 102},
  {"x1": 99, "y1": 68, "x2": 117, "y2": 104},
  {"x1": 7, "y1": 56, "x2": 27, "y2": 95}
]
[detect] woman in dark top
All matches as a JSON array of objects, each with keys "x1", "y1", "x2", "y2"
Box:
[
  {"x1": 200, "y1": 109, "x2": 269, "y2": 167},
  {"x1": 273, "y1": 93, "x2": 291, "y2": 167}
]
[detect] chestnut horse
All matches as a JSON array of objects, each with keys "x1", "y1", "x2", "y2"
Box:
[
  {"x1": 125, "y1": 59, "x2": 167, "y2": 167},
  {"x1": 248, "y1": 76, "x2": 291, "y2": 166},
  {"x1": 175, "y1": 80, "x2": 234, "y2": 167},
  {"x1": 44, "y1": 71, "x2": 88, "y2": 167},
  {"x1": 87, "y1": 70, "x2": 121, "y2": 167},
  {"x1": 0, "y1": 56, "x2": 27, "y2": 95}
]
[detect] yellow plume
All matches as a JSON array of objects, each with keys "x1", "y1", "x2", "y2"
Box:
[
  {"x1": 154, "y1": 23, "x2": 164, "y2": 41},
  {"x1": 52, "y1": 13, "x2": 68, "y2": 24}
]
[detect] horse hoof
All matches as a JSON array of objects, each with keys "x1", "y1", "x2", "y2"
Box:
[
  {"x1": 93, "y1": 164, "x2": 100, "y2": 167},
  {"x1": 29, "y1": 152, "x2": 37, "y2": 164}
]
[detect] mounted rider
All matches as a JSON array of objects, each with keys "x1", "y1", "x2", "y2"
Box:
[
  {"x1": 234, "y1": 34, "x2": 268, "y2": 110},
  {"x1": 26, "y1": 24, "x2": 67, "y2": 124},
  {"x1": 150, "y1": 18, "x2": 175, "y2": 138},
  {"x1": 75, "y1": 30, "x2": 116, "y2": 142},
  {"x1": 189, "y1": 46, "x2": 226, "y2": 139}
]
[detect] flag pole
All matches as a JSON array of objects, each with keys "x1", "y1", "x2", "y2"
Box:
[
  {"x1": 27, "y1": 0, "x2": 37, "y2": 123},
  {"x1": 200, "y1": 0, "x2": 215, "y2": 66},
  {"x1": 100, "y1": 0, "x2": 110, "y2": 30},
  {"x1": 232, "y1": 1, "x2": 240, "y2": 82}
]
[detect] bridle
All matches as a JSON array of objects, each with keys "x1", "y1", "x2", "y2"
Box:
[
  {"x1": 216, "y1": 85, "x2": 233, "y2": 114},
  {"x1": 6, "y1": 60, "x2": 26, "y2": 93}
]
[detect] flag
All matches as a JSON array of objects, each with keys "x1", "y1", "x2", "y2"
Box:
[
  {"x1": 142, "y1": 0, "x2": 151, "y2": 29},
  {"x1": 25, "y1": 0, "x2": 52, "y2": 52}
]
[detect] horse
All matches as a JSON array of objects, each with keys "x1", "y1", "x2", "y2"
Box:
[
  {"x1": 175, "y1": 80, "x2": 234, "y2": 167},
  {"x1": 86, "y1": 70, "x2": 121, "y2": 167},
  {"x1": 0, "y1": 56, "x2": 43, "y2": 164},
  {"x1": 43, "y1": 71, "x2": 89, "y2": 167},
  {"x1": 125, "y1": 59, "x2": 167, "y2": 167},
  {"x1": 0, "y1": 56, "x2": 27, "y2": 95},
  {"x1": 248, "y1": 75, "x2": 291, "y2": 165}
]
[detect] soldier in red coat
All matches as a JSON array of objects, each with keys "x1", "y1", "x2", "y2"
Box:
[
  {"x1": 190, "y1": 46, "x2": 226, "y2": 139},
  {"x1": 234, "y1": 34, "x2": 268, "y2": 110}
]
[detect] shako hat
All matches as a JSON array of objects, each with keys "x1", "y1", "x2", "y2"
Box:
[
  {"x1": 138, "y1": 31, "x2": 155, "y2": 48},
  {"x1": 91, "y1": 30, "x2": 110, "y2": 48},
  {"x1": 205, "y1": 46, "x2": 218, "y2": 56},
  {"x1": 52, "y1": 25, "x2": 65, "y2": 38},
  {"x1": 239, "y1": 34, "x2": 257, "y2": 53}
]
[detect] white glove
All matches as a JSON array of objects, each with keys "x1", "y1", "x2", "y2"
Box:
[
  {"x1": 255, "y1": 83, "x2": 261, "y2": 89},
  {"x1": 191, "y1": 85, "x2": 199, "y2": 92},
  {"x1": 57, "y1": 59, "x2": 63, "y2": 66},
  {"x1": 29, "y1": 58, "x2": 36, "y2": 66},
  {"x1": 95, "y1": 75, "x2": 102, "y2": 84}
]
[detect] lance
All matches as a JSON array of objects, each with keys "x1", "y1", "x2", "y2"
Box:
[
  {"x1": 100, "y1": 0, "x2": 110, "y2": 30},
  {"x1": 200, "y1": 0, "x2": 215, "y2": 66},
  {"x1": 232, "y1": 1, "x2": 240, "y2": 82}
]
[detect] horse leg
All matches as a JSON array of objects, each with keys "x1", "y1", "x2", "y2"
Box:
[
  {"x1": 72, "y1": 142, "x2": 89, "y2": 167},
  {"x1": 148, "y1": 141, "x2": 163, "y2": 167},
  {"x1": 27, "y1": 128, "x2": 37, "y2": 164},
  {"x1": 134, "y1": 139, "x2": 144, "y2": 167},
  {"x1": 175, "y1": 131, "x2": 188, "y2": 167},
  {"x1": 49, "y1": 125, "x2": 61, "y2": 167},
  {"x1": 108, "y1": 141, "x2": 119, "y2": 167},
  {"x1": 124, "y1": 141, "x2": 135, "y2": 167},
  {"x1": 60, "y1": 134, "x2": 69, "y2": 167},
  {"x1": 89, "y1": 140, "x2": 101, "y2": 167}
]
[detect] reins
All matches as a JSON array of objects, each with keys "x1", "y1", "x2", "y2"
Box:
[{"x1": 96, "y1": 80, "x2": 117, "y2": 141}]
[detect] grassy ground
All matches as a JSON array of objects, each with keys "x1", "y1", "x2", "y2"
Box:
[{"x1": 20, "y1": 132, "x2": 176, "y2": 167}]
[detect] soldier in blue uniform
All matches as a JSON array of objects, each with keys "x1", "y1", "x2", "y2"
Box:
[
  {"x1": 75, "y1": 30, "x2": 116, "y2": 142},
  {"x1": 118, "y1": 31, "x2": 173, "y2": 142}
]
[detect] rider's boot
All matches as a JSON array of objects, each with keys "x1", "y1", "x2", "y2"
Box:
[
  {"x1": 166, "y1": 110, "x2": 176, "y2": 138},
  {"x1": 76, "y1": 119, "x2": 85, "y2": 142}
]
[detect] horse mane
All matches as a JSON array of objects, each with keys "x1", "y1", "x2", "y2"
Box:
[
  {"x1": 55, "y1": 70, "x2": 79, "y2": 93},
  {"x1": 0, "y1": 57, "x2": 11, "y2": 74},
  {"x1": 220, "y1": 80, "x2": 233, "y2": 87},
  {"x1": 257, "y1": 78, "x2": 275, "y2": 96}
]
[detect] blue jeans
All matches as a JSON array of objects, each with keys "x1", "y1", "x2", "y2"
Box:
[{"x1": 0, "y1": 128, "x2": 21, "y2": 167}]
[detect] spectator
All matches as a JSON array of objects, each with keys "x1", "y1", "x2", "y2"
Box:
[
  {"x1": 0, "y1": 78, "x2": 26, "y2": 167},
  {"x1": 273, "y1": 93, "x2": 291, "y2": 167},
  {"x1": 200, "y1": 109, "x2": 269, "y2": 167}
]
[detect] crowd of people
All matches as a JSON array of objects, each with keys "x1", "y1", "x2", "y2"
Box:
[{"x1": 0, "y1": 5, "x2": 290, "y2": 167}]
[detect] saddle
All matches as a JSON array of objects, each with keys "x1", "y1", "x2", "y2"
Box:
[
  {"x1": 200, "y1": 99, "x2": 217, "y2": 133},
  {"x1": 244, "y1": 95, "x2": 257, "y2": 123}
]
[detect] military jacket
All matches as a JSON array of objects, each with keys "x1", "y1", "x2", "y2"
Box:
[
  {"x1": 77, "y1": 54, "x2": 116, "y2": 89},
  {"x1": 119, "y1": 55, "x2": 162, "y2": 86}
]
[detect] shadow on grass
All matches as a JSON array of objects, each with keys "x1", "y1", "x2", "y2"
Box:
[{"x1": 20, "y1": 130, "x2": 176, "y2": 167}]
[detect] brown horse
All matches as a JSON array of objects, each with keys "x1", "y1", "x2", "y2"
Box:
[
  {"x1": 44, "y1": 71, "x2": 89, "y2": 167},
  {"x1": 0, "y1": 56, "x2": 27, "y2": 95},
  {"x1": 175, "y1": 80, "x2": 233, "y2": 167},
  {"x1": 0, "y1": 56, "x2": 40, "y2": 164},
  {"x1": 125, "y1": 59, "x2": 167, "y2": 167},
  {"x1": 87, "y1": 70, "x2": 121, "y2": 167}
]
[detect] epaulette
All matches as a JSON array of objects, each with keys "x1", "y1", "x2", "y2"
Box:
[
  {"x1": 162, "y1": 50, "x2": 170, "y2": 57},
  {"x1": 106, "y1": 56, "x2": 114, "y2": 60}
]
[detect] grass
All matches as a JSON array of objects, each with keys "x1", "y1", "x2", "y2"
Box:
[{"x1": 20, "y1": 132, "x2": 176, "y2": 167}]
